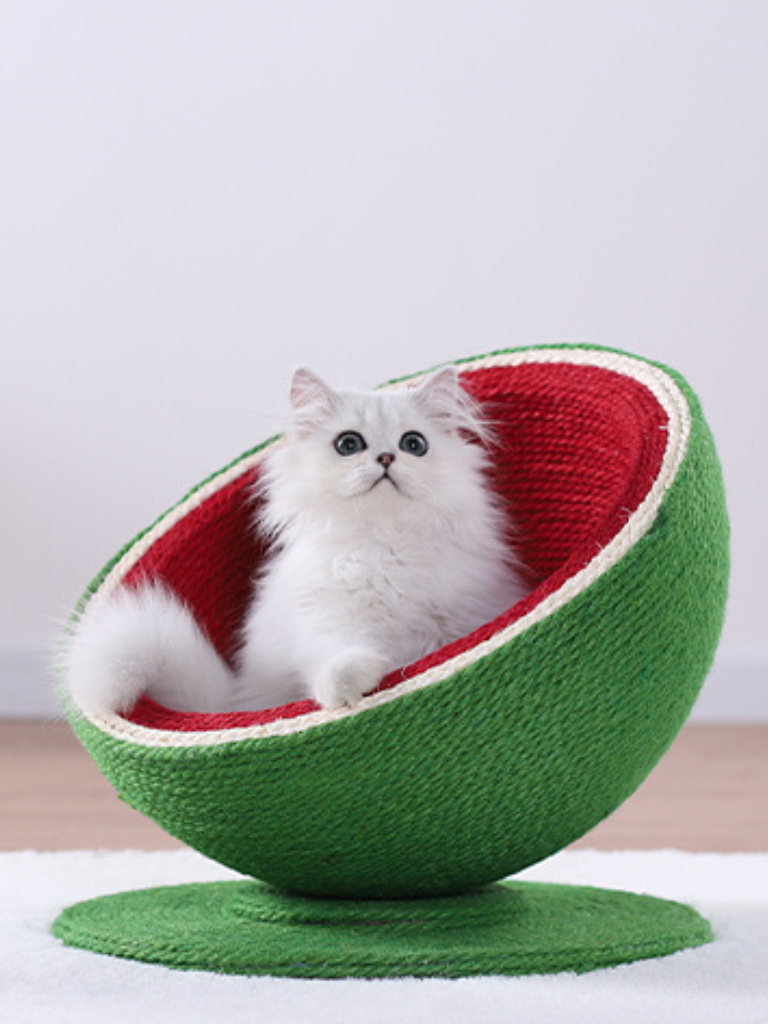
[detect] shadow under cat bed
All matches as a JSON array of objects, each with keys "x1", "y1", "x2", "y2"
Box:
[{"x1": 54, "y1": 344, "x2": 729, "y2": 978}]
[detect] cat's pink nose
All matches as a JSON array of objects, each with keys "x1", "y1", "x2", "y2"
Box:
[{"x1": 377, "y1": 452, "x2": 395, "y2": 469}]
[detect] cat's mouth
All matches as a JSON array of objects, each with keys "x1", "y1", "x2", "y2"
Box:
[{"x1": 369, "y1": 472, "x2": 401, "y2": 493}]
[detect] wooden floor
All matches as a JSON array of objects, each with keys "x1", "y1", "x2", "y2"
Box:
[{"x1": 0, "y1": 721, "x2": 766, "y2": 852}]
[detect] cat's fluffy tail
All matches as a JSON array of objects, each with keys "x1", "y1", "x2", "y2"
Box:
[{"x1": 61, "y1": 584, "x2": 235, "y2": 716}]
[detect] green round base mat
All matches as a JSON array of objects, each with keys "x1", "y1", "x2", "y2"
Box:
[{"x1": 52, "y1": 879, "x2": 712, "y2": 979}]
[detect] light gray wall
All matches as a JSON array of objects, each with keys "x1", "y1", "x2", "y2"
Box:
[{"x1": 1, "y1": 2, "x2": 766, "y2": 719}]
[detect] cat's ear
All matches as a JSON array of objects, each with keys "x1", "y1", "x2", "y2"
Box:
[
  {"x1": 413, "y1": 366, "x2": 491, "y2": 441},
  {"x1": 413, "y1": 366, "x2": 460, "y2": 417},
  {"x1": 289, "y1": 368, "x2": 339, "y2": 434},
  {"x1": 412, "y1": 366, "x2": 467, "y2": 427}
]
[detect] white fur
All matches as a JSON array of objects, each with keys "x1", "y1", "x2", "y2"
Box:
[
  {"x1": 62, "y1": 585, "x2": 234, "y2": 715},
  {"x1": 64, "y1": 367, "x2": 526, "y2": 715}
]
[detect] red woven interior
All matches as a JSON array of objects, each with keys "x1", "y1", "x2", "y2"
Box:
[{"x1": 126, "y1": 361, "x2": 668, "y2": 732}]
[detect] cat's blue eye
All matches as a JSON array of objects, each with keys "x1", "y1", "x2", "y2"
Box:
[
  {"x1": 399, "y1": 431, "x2": 429, "y2": 457},
  {"x1": 334, "y1": 431, "x2": 368, "y2": 456}
]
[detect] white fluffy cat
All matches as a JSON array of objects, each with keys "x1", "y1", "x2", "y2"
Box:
[{"x1": 64, "y1": 366, "x2": 526, "y2": 716}]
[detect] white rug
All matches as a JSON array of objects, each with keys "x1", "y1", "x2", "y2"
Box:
[{"x1": 2, "y1": 849, "x2": 767, "y2": 1023}]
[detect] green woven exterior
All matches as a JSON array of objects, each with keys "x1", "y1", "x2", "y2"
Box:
[
  {"x1": 52, "y1": 878, "x2": 712, "y2": 978},
  {"x1": 63, "y1": 346, "x2": 729, "y2": 900}
]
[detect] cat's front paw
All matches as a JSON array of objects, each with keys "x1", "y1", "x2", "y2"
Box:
[{"x1": 313, "y1": 649, "x2": 390, "y2": 710}]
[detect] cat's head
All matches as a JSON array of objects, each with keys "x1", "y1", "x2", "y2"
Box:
[{"x1": 260, "y1": 367, "x2": 495, "y2": 532}]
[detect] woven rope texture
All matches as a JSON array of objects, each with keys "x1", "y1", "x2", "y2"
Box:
[{"x1": 62, "y1": 345, "x2": 729, "y2": 899}]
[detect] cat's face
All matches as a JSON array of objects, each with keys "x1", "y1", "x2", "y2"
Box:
[
  {"x1": 306, "y1": 388, "x2": 445, "y2": 504},
  {"x1": 264, "y1": 368, "x2": 490, "y2": 527}
]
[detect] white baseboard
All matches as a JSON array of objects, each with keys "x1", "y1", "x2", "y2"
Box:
[{"x1": 0, "y1": 645, "x2": 765, "y2": 723}]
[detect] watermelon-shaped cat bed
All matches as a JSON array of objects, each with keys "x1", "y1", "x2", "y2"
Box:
[{"x1": 54, "y1": 344, "x2": 729, "y2": 977}]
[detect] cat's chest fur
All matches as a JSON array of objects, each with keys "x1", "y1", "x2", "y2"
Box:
[
  {"x1": 315, "y1": 529, "x2": 446, "y2": 606},
  {"x1": 270, "y1": 517, "x2": 453, "y2": 610},
  {"x1": 255, "y1": 511, "x2": 499, "y2": 667}
]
